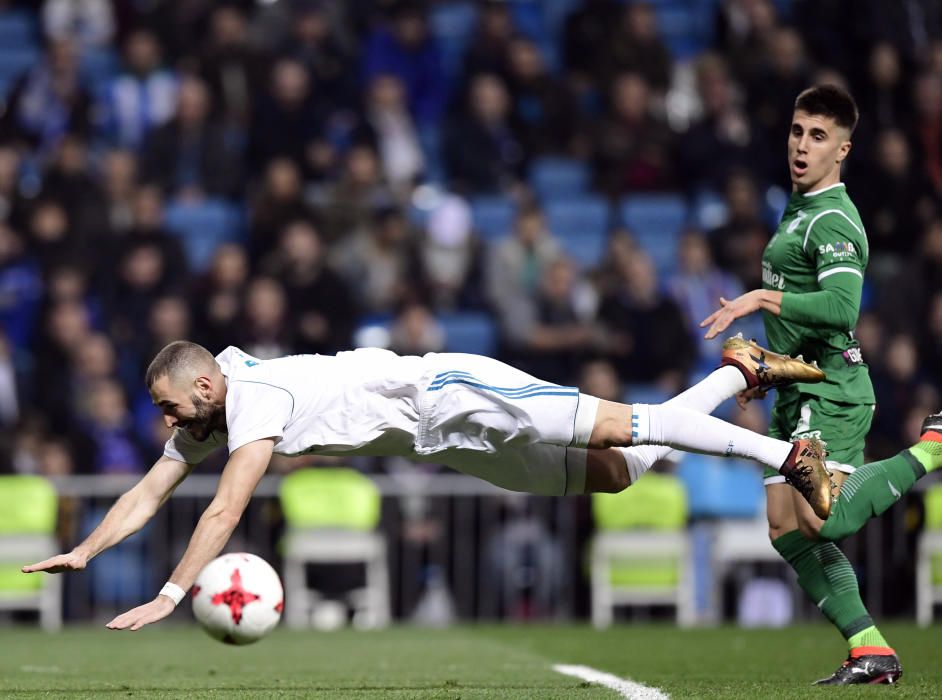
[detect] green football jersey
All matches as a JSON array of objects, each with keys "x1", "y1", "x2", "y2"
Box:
[{"x1": 762, "y1": 183, "x2": 875, "y2": 404}]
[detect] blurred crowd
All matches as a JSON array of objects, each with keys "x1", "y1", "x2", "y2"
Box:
[{"x1": 0, "y1": 0, "x2": 940, "y2": 487}]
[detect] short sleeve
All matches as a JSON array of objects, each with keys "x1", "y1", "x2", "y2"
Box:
[
  {"x1": 164, "y1": 429, "x2": 225, "y2": 465},
  {"x1": 804, "y1": 212, "x2": 866, "y2": 282},
  {"x1": 225, "y1": 380, "x2": 294, "y2": 454}
]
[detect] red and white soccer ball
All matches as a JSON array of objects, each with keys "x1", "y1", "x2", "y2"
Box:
[{"x1": 191, "y1": 552, "x2": 284, "y2": 645}]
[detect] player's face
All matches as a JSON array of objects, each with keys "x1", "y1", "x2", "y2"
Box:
[
  {"x1": 787, "y1": 110, "x2": 851, "y2": 193},
  {"x1": 151, "y1": 376, "x2": 224, "y2": 441}
]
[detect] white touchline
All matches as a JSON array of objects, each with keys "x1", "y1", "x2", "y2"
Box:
[{"x1": 553, "y1": 664, "x2": 670, "y2": 700}]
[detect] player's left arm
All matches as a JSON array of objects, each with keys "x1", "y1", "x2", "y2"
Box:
[
  {"x1": 105, "y1": 438, "x2": 276, "y2": 631},
  {"x1": 701, "y1": 215, "x2": 864, "y2": 337},
  {"x1": 776, "y1": 215, "x2": 865, "y2": 331}
]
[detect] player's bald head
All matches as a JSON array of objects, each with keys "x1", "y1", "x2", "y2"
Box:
[{"x1": 145, "y1": 341, "x2": 217, "y2": 389}]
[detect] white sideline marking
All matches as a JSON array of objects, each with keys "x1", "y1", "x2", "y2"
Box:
[{"x1": 553, "y1": 664, "x2": 670, "y2": 700}]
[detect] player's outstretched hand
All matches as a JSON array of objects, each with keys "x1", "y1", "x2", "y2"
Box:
[
  {"x1": 22, "y1": 551, "x2": 88, "y2": 574},
  {"x1": 700, "y1": 291, "x2": 762, "y2": 339},
  {"x1": 106, "y1": 596, "x2": 176, "y2": 631}
]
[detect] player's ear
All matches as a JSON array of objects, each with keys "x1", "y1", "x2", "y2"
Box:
[
  {"x1": 836, "y1": 139, "x2": 851, "y2": 163},
  {"x1": 194, "y1": 375, "x2": 212, "y2": 395}
]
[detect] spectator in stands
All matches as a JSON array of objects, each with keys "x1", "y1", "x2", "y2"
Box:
[
  {"x1": 316, "y1": 143, "x2": 396, "y2": 245},
  {"x1": 140, "y1": 75, "x2": 243, "y2": 201},
  {"x1": 0, "y1": 331, "x2": 19, "y2": 427},
  {"x1": 505, "y1": 36, "x2": 579, "y2": 160},
  {"x1": 26, "y1": 199, "x2": 79, "y2": 272},
  {"x1": 199, "y1": 4, "x2": 269, "y2": 128},
  {"x1": 0, "y1": 222, "x2": 43, "y2": 350},
  {"x1": 236, "y1": 276, "x2": 293, "y2": 360},
  {"x1": 0, "y1": 144, "x2": 28, "y2": 230},
  {"x1": 746, "y1": 27, "x2": 814, "y2": 159},
  {"x1": 249, "y1": 158, "x2": 317, "y2": 259},
  {"x1": 99, "y1": 148, "x2": 138, "y2": 235},
  {"x1": 105, "y1": 239, "x2": 174, "y2": 352},
  {"x1": 98, "y1": 29, "x2": 177, "y2": 149},
  {"x1": 420, "y1": 193, "x2": 484, "y2": 311},
  {"x1": 248, "y1": 57, "x2": 328, "y2": 172},
  {"x1": 858, "y1": 42, "x2": 911, "y2": 133},
  {"x1": 667, "y1": 230, "x2": 745, "y2": 366},
  {"x1": 910, "y1": 72, "x2": 942, "y2": 200},
  {"x1": 331, "y1": 205, "x2": 426, "y2": 314},
  {"x1": 485, "y1": 204, "x2": 561, "y2": 318},
  {"x1": 280, "y1": 1, "x2": 356, "y2": 111},
  {"x1": 463, "y1": 1, "x2": 515, "y2": 84},
  {"x1": 362, "y1": 1, "x2": 446, "y2": 127},
  {"x1": 680, "y1": 54, "x2": 766, "y2": 193},
  {"x1": 32, "y1": 299, "x2": 94, "y2": 432},
  {"x1": 189, "y1": 243, "x2": 248, "y2": 350},
  {"x1": 852, "y1": 128, "x2": 935, "y2": 266},
  {"x1": 356, "y1": 73, "x2": 425, "y2": 197},
  {"x1": 598, "y1": 251, "x2": 693, "y2": 392},
  {"x1": 40, "y1": 134, "x2": 108, "y2": 243},
  {"x1": 120, "y1": 185, "x2": 188, "y2": 284},
  {"x1": 592, "y1": 71, "x2": 676, "y2": 195},
  {"x1": 502, "y1": 256, "x2": 601, "y2": 386},
  {"x1": 444, "y1": 73, "x2": 524, "y2": 194},
  {"x1": 717, "y1": 0, "x2": 780, "y2": 87},
  {"x1": 42, "y1": 0, "x2": 115, "y2": 51},
  {"x1": 76, "y1": 378, "x2": 145, "y2": 475},
  {"x1": 706, "y1": 170, "x2": 771, "y2": 290},
  {"x1": 260, "y1": 219, "x2": 357, "y2": 354},
  {"x1": 604, "y1": 2, "x2": 672, "y2": 95},
  {"x1": 388, "y1": 301, "x2": 445, "y2": 355},
  {"x1": 0, "y1": 38, "x2": 92, "y2": 161}
]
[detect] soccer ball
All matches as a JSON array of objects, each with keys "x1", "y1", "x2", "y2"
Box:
[{"x1": 191, "y1": 552, "x2": 284, "y2": 645}]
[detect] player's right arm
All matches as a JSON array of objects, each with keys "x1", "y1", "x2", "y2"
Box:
[{"x1": 21, "y1": 455, "x2": 194, "y2": 574}]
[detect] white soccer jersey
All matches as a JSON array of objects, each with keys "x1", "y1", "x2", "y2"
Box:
[{"x1": 162, "y1": 346, "x2": 592, "y2": 496}]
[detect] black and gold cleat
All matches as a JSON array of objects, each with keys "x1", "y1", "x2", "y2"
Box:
[
  {"x1": 780, "y1": 437, "x2": 833, "y2": 519},
  {"x1": 813, "y1": 650, "x2": 902, "y2": 685},
  {"x1": 721, "y1": 334, "x2": 826, "y2": 389}
]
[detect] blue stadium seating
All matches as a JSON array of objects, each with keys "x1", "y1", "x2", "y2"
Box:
[
  {"x1": 0, "y1": 46, "x2": 39, "y2": 99},
  {"x1": 529, "y1": 157, "x2": 590, "y2": 200},
  {"x1": 0, "y1": 9, "x2": 36, "y2": 50},
  {"x1": 622, "y1": 382, "x2": 672, "y2": 407},
  {"x1": 79, "y1": 47, "x2": 120, "y2": 93},
  {"x1": 653, "y1": 0, "x2": 717, "y2": 60},
  {"x1": 545, "y1": 195, "x2": 611, "y2": 269},
  {"x1": 675, "y1": 454, "x2": 763, "y2": 519},
  {"x1": 429, "y1": 1, "x2": 478, "y2": 84},
  {"x1": 470, "y1": 195, "x2": 517, "y2": 242},
  {"x1": 438, "y1": 311, "x2": 498, "y2": 356},
  {"x1": 620, "y1": 194, "x2": 688, "y2": 277},
  {"x1": 164, "y1": 199, "x2": 244, "y2": 272}
]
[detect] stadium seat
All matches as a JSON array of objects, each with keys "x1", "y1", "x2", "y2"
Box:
[
  {"x1": 429, "y1": 1, "x2": 478, "y2": 84},
  {"x1": 0, "y1": 9, "x2": 36, "y2": 50},
  {"x1": 619, "y1": 194, "x2": 688, "y2": 277},
  {"x1": 590, "y1": 472, "x2": 694, "y2": 627},
  {"x1": 544, "y1": 195, "x2": 611, "y2": 270},
  {"x1": 0, "y1": 476, "x2": 61, "y2": 631},
  {"x1": 470, "y1": 195, "x2": 517, "y2": 242},
  {"x1": 279, "y1": 468, "x2": 390, "y2": 629},
  {"x1": 528, "y1": 157, "x2": 590, "y2": 200},
  {"x1": 916, "y1": 483, "x2": 942, "y2": 626},
  {"x1": 675, "y1": 454, "x2": 763, "y2": 519},
  {"x1": 164, "y1": 199, "x2": 244, "y2": 272},
  {"x1": 0, "y1": 46, "x2": 40, "y2": 96},
  {"x1": 438, "y1": 311, "x2": 498, "y2": 357}
]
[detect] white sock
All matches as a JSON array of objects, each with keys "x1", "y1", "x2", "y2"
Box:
[
  {"x1": 619, "y1": 366, "x2": 748, "y2": 482},
  {"x1": 631, "y1": 402, "x2": 793, "y2": 470}
]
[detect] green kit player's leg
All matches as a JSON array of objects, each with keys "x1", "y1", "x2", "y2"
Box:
[
  {"x1": 766, "y1": 396, "x2": 900, "y2": 684},
  {"x1": 819, "y1": 413, "x2": 942, "y2": 542}
]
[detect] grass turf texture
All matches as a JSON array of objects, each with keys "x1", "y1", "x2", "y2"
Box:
[{"x1": 1, "y1": 623, "x2": 938, "y2": 698}]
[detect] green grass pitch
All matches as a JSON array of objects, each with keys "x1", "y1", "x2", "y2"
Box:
[{"x1": 1, "y1": 623, "x2": 939, "y2": 698}]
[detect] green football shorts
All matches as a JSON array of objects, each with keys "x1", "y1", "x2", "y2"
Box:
[{"x1": 763, "y1": 393, "x2": 875, "y2": 485}]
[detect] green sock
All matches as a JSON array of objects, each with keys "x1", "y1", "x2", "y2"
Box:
[
  {"x1": 847, "y1": 625, "x2": 891, "y2": 650},
  {"x1": 819, "y1": 451, "x2": 925, "y2": 542},
  {"x1": 772, "y1": 530, "x2": 876, "y2": 645}
]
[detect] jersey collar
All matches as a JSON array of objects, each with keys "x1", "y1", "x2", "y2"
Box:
[{"x1": 801, "y1": 182, "x2": 845, "y2": 197}]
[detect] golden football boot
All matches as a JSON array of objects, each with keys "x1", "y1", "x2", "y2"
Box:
[
  {"x1": 721, "y1": 333, "x2": 826, "y2": 389},
  {"x1": 780, "y1": 437, "x2": 834, "y2": 519}
]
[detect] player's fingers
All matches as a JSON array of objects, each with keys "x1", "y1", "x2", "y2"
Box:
[{"x1": 21, "y1": 558, "x2": 60, "y2": 573}]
